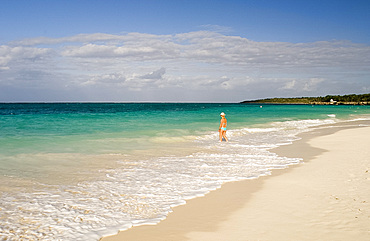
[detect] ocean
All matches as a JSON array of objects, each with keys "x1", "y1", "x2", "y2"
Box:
[{"x1": 0, "y1": 103, "x2": 369, "y2": 240}]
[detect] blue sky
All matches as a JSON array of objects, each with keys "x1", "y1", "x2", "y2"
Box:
[{"x1": 1, "y1": 0, "x2": 369, "y2": 102}]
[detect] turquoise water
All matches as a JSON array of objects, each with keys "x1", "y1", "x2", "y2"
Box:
[
  {"x1": 1, "y1": 103, "x2": 366, "y2": 155},
  {"x1": 0, "y1": 103, "x2": 369, "y2": 240}
]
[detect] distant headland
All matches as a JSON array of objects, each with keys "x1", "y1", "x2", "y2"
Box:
[{"x1": 241, "y1": 93, "x2": 370, "y2": 105}]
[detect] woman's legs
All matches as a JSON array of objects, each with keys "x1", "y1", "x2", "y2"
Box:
[{"x1": 220, "y1": 130, "x2": 228, "y2": 142}]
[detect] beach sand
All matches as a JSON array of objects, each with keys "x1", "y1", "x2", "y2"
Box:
[{"x1": 101, "y1": 122, "x2": 370, "y2": 241}]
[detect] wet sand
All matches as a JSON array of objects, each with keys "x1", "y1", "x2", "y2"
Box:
[{"x1": 101, "y1": 121, "x2": 370, "y2": 241}]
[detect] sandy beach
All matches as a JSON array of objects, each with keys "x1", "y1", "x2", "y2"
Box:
[{"x1": 101, "y1": 121, "x2": 370, "y2": 241}]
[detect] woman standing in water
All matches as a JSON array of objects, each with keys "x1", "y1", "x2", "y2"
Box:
[{"x1": 219, "y1": 112, "x2": 228, "y2": 142}]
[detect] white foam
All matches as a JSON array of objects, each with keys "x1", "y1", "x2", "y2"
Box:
[{"x1": 1, "y1": 117, "x2": 357, "y2": 240}]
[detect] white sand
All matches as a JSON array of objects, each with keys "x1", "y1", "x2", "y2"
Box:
[{"x1": 101, "y1": 125, "x2": 370, "y2": 241}]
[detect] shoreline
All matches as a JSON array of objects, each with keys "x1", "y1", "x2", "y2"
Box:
[
  {"x1": 101, "y1": 120, "x2": 370, "y2": 241},
  {"x1": 240, "y1": 102, "x2": 369, "y2": 105}
]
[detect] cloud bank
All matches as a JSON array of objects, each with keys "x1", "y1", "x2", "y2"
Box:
[{"x1": 1, "y1": 31, "x2": 369, "y2": 102}]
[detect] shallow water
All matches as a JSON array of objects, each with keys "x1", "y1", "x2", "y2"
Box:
[{"x1": 0, "y1": 103, "x2": 369, "y2": 240}]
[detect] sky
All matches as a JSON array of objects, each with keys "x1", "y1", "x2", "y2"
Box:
[{"x1": 1, "y1": 0, "x2": 369, "y2": 102}]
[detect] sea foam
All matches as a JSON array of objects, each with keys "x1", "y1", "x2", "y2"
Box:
[{"x1": 1, "y1": 103, "x2": 369, "y2": 240}]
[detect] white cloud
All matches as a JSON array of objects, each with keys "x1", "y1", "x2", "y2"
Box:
[
  {"x1": 10, "y1": 33, "x2": 162, "y2": 46},
  {"x1": 1, "y1": 31, "x2": 369, "y2": 102},
  {"x1": 10, "y1": 31, "x2": 370, "y2": 69},
  {"x1": 198, "y1": 24, "x2": 234, "y2": 34},
  {"x1": 281, "y1": 79, "x2": 296, "y2": 90},
  {"x1": 139, "y1": 67, "x2": 166, "y2": 80},
  {"x1": 303, "y1": 78, "x2": 325, "y2": 91},
  {"x1": 82, "y1": 68, "x2": 168, "y2": 92},
  {"x1": 0, "y1": 45, "x2": 53, "y2": 70}
]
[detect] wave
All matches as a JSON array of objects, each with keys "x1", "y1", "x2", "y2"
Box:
[{"x1": 1, "y1": 116, "x2": 369, "y2": 240}]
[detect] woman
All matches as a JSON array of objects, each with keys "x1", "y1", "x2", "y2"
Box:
[{"x1": 219, "y1": 112, "x2": 228, "y2": 142}]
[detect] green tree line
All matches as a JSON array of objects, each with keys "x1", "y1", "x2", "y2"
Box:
[{"x1": 241, "y1": 93, "x2": 370, "y2": 104}]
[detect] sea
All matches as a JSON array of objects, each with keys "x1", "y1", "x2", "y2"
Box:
[{"x1": 0, "y1": 103, "x2": 369, "y2": 240}]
